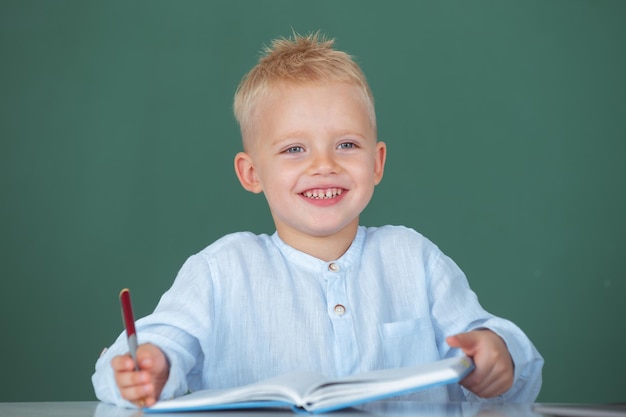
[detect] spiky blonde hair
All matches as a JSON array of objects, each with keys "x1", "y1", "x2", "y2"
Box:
[{"x1": 233, "y1": 32, "x2": 376, "y2": 145}]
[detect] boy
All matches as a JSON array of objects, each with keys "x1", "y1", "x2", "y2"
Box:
[{"x1": 92, "y1": 32, "x2": 543, "y2": 407}]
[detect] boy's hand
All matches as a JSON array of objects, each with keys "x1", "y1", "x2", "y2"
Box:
[
  {"x1": 111, "y1": 343, "x2": 170, "y2": 407},
  {"x1": 446, "y1": 329, "x2": 514, "y2": 398}
]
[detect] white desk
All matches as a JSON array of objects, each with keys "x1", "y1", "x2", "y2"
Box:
[
  {"x1": 0, "y1": 401, "x2": 539, "y2": 417},
  {"x1": 1, "y1": 401, "x2": 625, "y2": 417}
]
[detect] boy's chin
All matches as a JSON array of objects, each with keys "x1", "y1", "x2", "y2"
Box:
[{"x1": 302, "y1": 222, "x2": 360, "y2": 239}]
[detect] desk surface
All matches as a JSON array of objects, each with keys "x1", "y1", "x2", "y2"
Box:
[
  {"x1": 1, "y1": 402, "x2": 625, "y2": 417},
  {"x1": 0, "y1": 401, "x2": 557, "y2": 417}
]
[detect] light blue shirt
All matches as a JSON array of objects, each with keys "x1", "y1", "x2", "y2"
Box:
[{"x1": 92, "y1": 225, "x2": 543, "y2": 406}]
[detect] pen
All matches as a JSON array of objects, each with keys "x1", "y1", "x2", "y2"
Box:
[{"x1": 119, "y1": 288, "x2": 139, "y2": 370}]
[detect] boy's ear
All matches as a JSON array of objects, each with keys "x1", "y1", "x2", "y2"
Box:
[
  {"x1": 234, "y1": 152, "x2": 263, "y2": 194},
  {"x1": 373, "y1": 141, "x2": 387, "y2": 185}
]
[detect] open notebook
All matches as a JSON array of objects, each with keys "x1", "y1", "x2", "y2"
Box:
[{"x1": 145, "y1": 356, "x2": 474, "y2": 414}]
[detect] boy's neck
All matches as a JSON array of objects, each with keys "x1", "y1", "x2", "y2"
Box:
[{"x1": 276, "y1": 224, "x2": 358, "y2": 262}]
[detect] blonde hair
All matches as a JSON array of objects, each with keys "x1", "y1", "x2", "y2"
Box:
[{"x1": 233, "y1": 32, "x2": 376, "y2": 143}]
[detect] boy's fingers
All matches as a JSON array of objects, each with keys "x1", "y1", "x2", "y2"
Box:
[
  {"x1": 138, "y1": 356, "x2": 153, "y2": 371},
  {"x1": 111, "y1": 354, "x2": 137, "y2": 372},
  {"x1": 460, "y1": 365, "x2": 492, "y2": 395},
  {"x1": 446, "y1": 332, "x2": 479, "y2": 355},
  {"x1": 116, "y1": 371, "x2": 155, "y2": 406},
  {"x1": 466, "y1": 374, "x2": 508, "y2": 398},
  {"x1": 111, "y1": 344, "x2": 169, "y2": 405},
  {"x1": 115, "y1": 368, "x2": 143, "y2": 389},
  {"x1": 120, "y1": 383, "x2": 153, "y2": 405},
  {"x1": 459, "y1": 355, "x2": 513, "y2": 398}
]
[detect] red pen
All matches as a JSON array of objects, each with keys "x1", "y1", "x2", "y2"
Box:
[{"x1": 119, "y1": 288, "x2": 139, "y2": 370}]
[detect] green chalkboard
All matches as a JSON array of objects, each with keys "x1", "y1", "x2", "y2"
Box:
[{"x1": 1, "y1": 0, "x2": 624, "y2": 404}]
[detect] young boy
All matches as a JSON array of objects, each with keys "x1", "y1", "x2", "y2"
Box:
[{"x1": 92, "y1": 32, "x2": 543, "y2": 408}]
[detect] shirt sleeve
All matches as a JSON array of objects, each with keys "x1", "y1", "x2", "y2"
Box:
[
  {"x1": 426, "y1": 246, "x2": 544, "y2": 403},
  {"x1": 91, "y1": 254, "x2": 214, "y2": 407}
]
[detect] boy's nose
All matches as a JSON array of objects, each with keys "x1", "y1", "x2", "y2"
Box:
[{"x1": 309, "y1": 151, "x2": 339, "y2": 176}]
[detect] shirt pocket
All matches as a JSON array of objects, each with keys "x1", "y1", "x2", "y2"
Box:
[{"x1": 378, "y1": 318, "x2": 437, "y2": 368}]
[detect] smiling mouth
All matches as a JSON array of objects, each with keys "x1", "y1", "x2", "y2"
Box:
[{"x1": 301, "y1": 188, "x2": 344, "y2": 199}]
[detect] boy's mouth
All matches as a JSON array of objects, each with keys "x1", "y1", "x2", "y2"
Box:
[{"x1": 301, "y1": 188, "x2": 344, "y2": 200}]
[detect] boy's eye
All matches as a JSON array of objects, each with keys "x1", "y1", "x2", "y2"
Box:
[
  {"x1": 285, "y1": 146, "x2": 304, "y2": 153},
  {"x1": 338, "y1": 142, "x2": 356, "y2": 150}
]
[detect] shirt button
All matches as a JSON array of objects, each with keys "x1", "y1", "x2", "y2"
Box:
[
  {"x1": 328, "y1": 263, "x2": 340, "y2": 272},
  {"x1": 333, "y1": 304, "x2": 346, "y2": 316}
]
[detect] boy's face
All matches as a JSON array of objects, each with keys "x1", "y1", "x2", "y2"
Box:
[{"x1": 235, "y1": 81, "x2": 386, "y2": 246}]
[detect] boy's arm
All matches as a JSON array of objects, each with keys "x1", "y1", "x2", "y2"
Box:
[
  {"x1": 427, "y1": 249, "x2": 544, "y2": 402},
  {"x1": 92, "y1": 254, "x2": 214, "y2": 407}
]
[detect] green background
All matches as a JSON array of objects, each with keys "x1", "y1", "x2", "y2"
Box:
[{"x1": 1, "y1": 0, "x2": 624, "y2": 404}]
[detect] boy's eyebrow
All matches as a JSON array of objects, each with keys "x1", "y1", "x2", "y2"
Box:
[
  {"x1": 272, "y1": 128, "x2": 371, "y2": 143},
  {"x1": 270, "y1": 131, "x2": 309, "y2": 144},
  {"x1": 267, "y1": 134, "x2": 305, "y2": 150}
]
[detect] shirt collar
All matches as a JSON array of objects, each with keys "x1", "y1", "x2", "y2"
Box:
[{"x1": 270, "y1": 226, "x2": 366, "y2": 272}]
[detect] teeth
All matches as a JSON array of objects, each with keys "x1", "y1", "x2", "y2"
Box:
[{"x1": 302, "y1": 188, "x2": 343, "y2": 199}]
